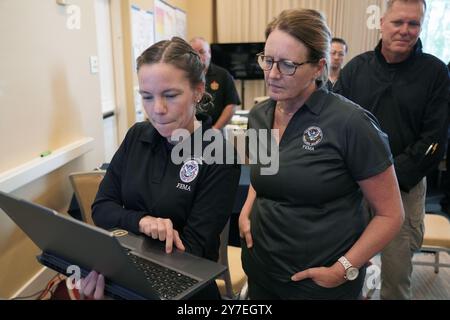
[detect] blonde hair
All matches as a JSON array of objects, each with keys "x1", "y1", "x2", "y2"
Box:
[{"x1": 265, "y1": 9, "x2": 331, "y2": 85}]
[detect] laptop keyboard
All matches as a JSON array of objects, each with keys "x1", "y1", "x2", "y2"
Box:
[{"x1": 125, "y1": 250, "x2": 199, "y2": 299}]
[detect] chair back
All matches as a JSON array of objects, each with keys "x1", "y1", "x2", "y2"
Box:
[
  {"x1": 217, "y1": 219, "x2": 234, "y2": 298},
  {"x1": 413, "y1": 213, "x2": 450, "y2": 273},
  {"x1": 216, "y1": 218, "x2": 247, "y2": 299},
  {"x1": 69, "y1": 171, "x2": 105, "y2": 226}
]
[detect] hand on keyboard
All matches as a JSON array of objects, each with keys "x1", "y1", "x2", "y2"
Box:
[
  {"x1": 139, "y1": 216, "x2": 185, "y2": 253},
  {"x1": 80, "y1": 271, "x2": 105, "y2": 300}
]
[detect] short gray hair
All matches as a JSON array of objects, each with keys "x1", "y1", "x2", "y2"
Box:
[
  {"x1": 386, "y1": 0, "x2": 427, "y2": 13},
  {"x1": 189, "y1": 37, "x2": 210, "y2": 49}
]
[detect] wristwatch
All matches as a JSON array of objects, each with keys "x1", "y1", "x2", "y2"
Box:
[{"x1": 338, "y1": 256, "x2": 359, "y2": 281}]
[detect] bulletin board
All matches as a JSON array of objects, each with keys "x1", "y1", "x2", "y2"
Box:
[
  {"x1": 131, "y1": 5, "x2": 155, "y2": 120},
  {"x1": 131, "y1": 6, "x2": 155, "y2": 68},
  {"x1": 174, "y1": 8, "x2": 187, "y2": 40},
  {"x1": 154, "y1": 0, "x2": 187, "y2": 41}
]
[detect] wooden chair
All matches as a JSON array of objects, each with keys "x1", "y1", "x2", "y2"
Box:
[
  {"x1": 69, "y1": 171, "x2": 105, "y2": 226},
  {"x1": 216, "y1": 219, "x2": 248, "y2": 299},
  {"x1": 413, "y1": 213, "x2": 450, "y2": 273}
]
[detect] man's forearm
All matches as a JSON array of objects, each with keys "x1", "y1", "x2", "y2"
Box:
[{"x1": 213, "y1": 104, "x2": 236, "y2": 129}]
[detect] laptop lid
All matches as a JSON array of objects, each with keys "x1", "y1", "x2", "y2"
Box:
[{"x1": 0, "y1": 191, "x2": 226, "y2": 300}]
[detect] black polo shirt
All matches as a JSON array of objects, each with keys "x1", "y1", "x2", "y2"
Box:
[
  {"x1": 243, "y1": 88, "x2": 392, "y2": 296},
  {"x1": 205, "y1": 63, "x2": 241, "y2": 124},
  {"x1": 92, "y1": 114, "x2": 241, "y2": 262}
]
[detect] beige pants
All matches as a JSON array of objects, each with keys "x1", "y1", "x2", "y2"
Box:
[{"x1": 380, "y1": 178, "x2": 426, "y2": 300}]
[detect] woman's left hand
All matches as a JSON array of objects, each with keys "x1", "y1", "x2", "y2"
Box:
[
  {"x1": 291, "y1": 262, "x2": 347, "y2": 288},
  {"x1": 80, "y1": 271, "x2": 105, "y2": 300}
]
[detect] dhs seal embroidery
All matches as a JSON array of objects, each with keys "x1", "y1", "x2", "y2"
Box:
[
  {"x1": 179, "y1": 159, "x2": 200, "y2": 183},
  {"x1": 302, "y1": 126, "x2": 323, "y2": 151}
]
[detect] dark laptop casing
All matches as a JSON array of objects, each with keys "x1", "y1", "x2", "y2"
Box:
[{"x1": 0, "y1": 191, "x2": 226, "y2": 300}]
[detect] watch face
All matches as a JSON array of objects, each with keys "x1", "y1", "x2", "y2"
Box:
[{"x1": 346, "y1": 267, "x2": 359, "y2": 281}]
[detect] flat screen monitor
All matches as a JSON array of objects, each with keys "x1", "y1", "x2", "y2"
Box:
[{"x1": 210, "y1": 42, "x2": 265, "y2": 80}]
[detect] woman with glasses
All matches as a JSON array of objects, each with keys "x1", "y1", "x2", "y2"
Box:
[{"x1": 238, "y1": 9, "x2": 404, "y2": 299}]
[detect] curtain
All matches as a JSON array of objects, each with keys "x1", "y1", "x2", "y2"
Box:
[{"x1": 216, "y1": 0, "x2": 386, "y2": 108}]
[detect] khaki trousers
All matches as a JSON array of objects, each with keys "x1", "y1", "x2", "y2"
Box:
[{"x1": 380, "y1": 178, "x2": 426, "y2": 300}]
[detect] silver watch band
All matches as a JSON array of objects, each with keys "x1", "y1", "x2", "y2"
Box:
[{"x1": 338, "y1": 256, "x2": 353, "y2": 270}]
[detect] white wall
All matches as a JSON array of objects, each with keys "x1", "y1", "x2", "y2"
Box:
[{"x1": 0, "y1": 0, "x2": 105, "y2": 298}]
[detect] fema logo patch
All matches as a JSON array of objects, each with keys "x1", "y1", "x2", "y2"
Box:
[
  {"x1": 302, "y1": 126, "x2": 323, "y2": 148},
  {"x1": 179, "y1": 159, "x2": 200, "y2": 183}
]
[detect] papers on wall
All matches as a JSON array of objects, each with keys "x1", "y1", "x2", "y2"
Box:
[
  {"x1": 154, "y1": 0, "x2": 187, "y2": 41},
  {"x1": 131, "y1": 6, "x2": 154, "y2": 121},
  {"x1": 131, "y1": 6, "x2": 154, "y2": 68},
  {"x1": 134, "y1": 85, "x2": 146, "y2": 122},
  {"x1": 174, "y1": 8, "x2": 187, "y2": 40},
  {"x1": 130, "y1": 1, "x2": 187, "y2": 122},
  {"x1": 154, "y1": 0, "x2": 175, "y2": 41}
]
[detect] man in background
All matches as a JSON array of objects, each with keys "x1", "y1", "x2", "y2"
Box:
[
  {"x1": 190, "y1": 37, "x2": 241, "y2": 130},
  {"x1": 335, "y1": 0, "x2": 449, "y2": 299},
  {"x1": 328, "y1": 37, "x2": 348, "y2": 89}
]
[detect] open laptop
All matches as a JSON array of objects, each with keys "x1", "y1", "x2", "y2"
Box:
[{"x1": 0, "y1": 191, "x2": 227, "y2": 300}]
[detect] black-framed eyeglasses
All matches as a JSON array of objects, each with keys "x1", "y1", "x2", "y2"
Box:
[{"x1": 256, "y1": 52, "x2": 315, "y2": 76}]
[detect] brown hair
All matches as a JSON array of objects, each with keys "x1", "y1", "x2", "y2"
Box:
[
  {"x1": 332, "y1": 37, "x2": 348, "y2": 54},
  {"x1": 137, "y1": 37, "x2": 205, "y2": 88},
  {"x1": 265, "y1": 9, "x2": 331, "y2": 84},
  {"x1": 136, "y1": 37, "x2": 212, "y2": 111}
]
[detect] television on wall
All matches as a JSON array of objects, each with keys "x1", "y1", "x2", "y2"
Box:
[{"x1": 210, "y1": 42, "x2": 265, "y2": 80}]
